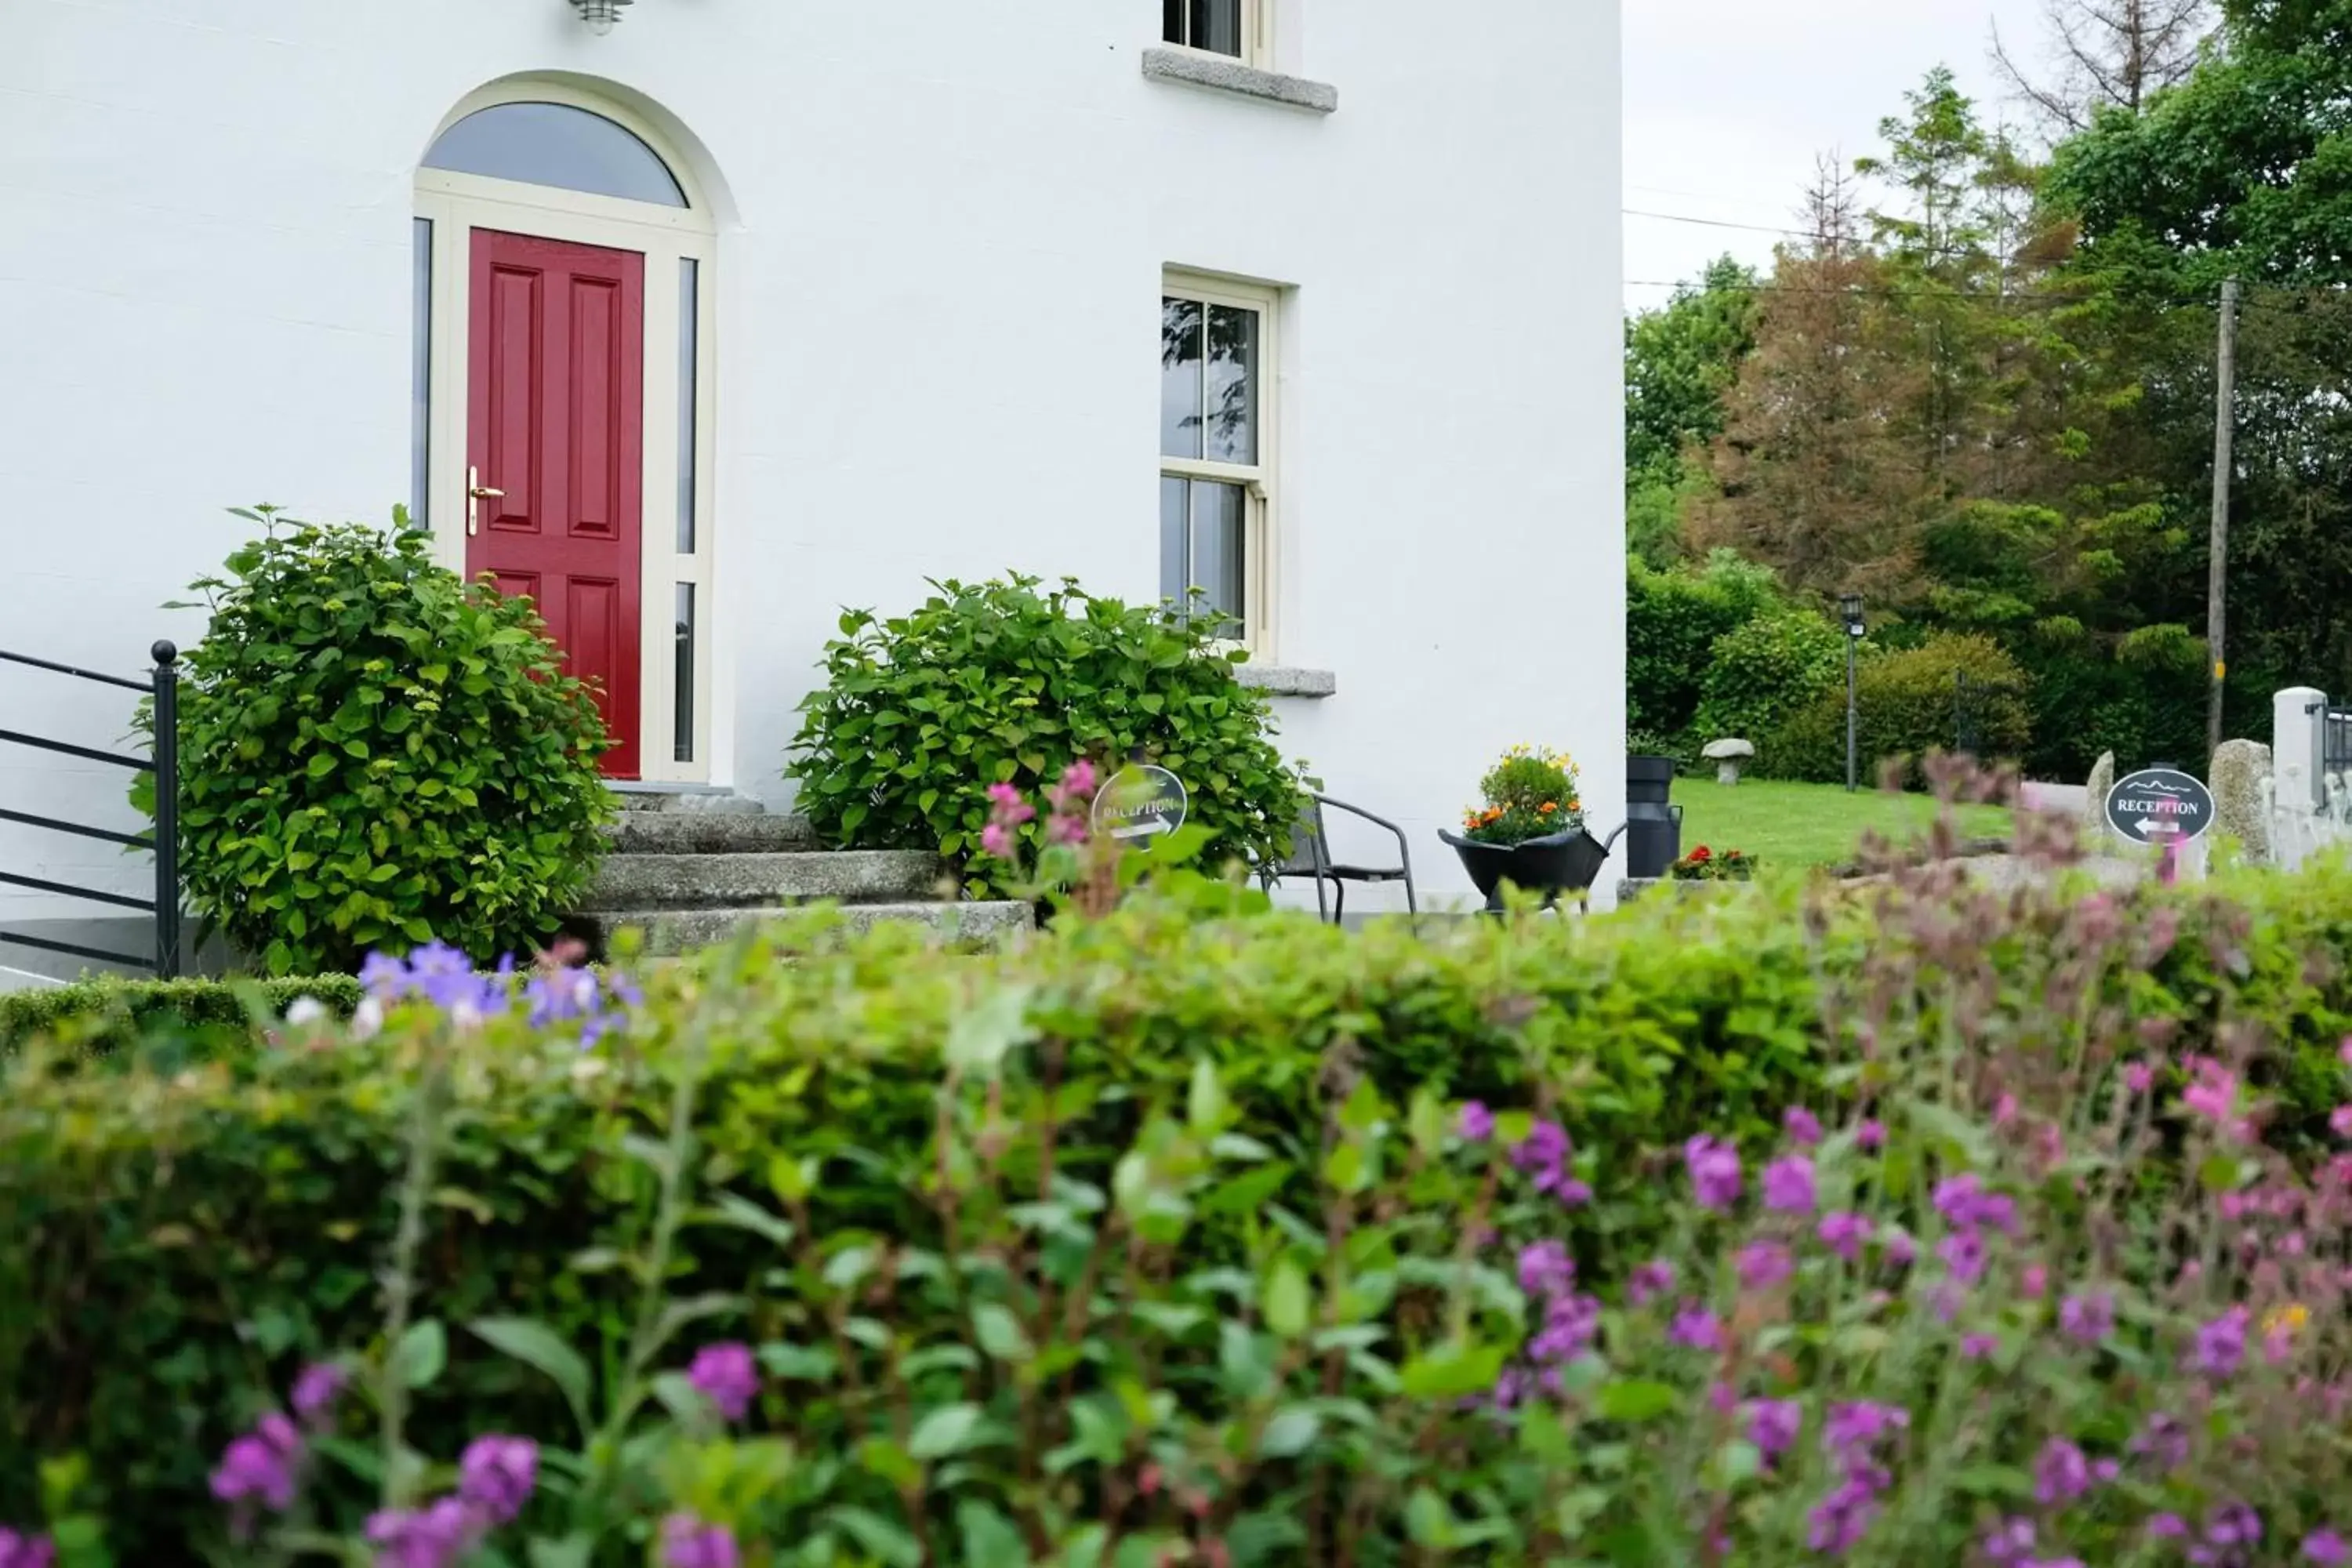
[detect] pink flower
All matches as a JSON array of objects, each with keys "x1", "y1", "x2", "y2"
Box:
[
  {"x1": 1784, "y1": 1107, "x2": 1823, "y2": 1147},
  {"x1": 1762, "y1": 1156, "x2": 1817, "y2": 1215},
  {"x1": 1818, "y1": 1210, "x2": 1872, "y2": 1261},
  {"x1": 1856, "y1": 1120, "x2": 1886, "y2": 1152},
  {"x1": 686, "y1": 1342, "x2": 759, "y2": 1422},
  {"x1": 1058, "y1": 759, "x2": 1099, "y2": 799},
  {"x1": 1456, "y1": 1102, "x2": 1494, "y2": 1142},
  {"x1": 2020, "y1": 1263, "x2": 2047, "y2": 1300},
  {"x1": 290, "y1": 1363, "x2": 347, "y2": 1426},
  {"x1": 2305, "y1": 1529, "x2": 2349, "y2": 1566},
  {"x1": 1668, "y1": 1304, "x2": 1723, "y2": 1352},
  {"x1": 1962, "y1": 1332, "x2": 1998, "y2": 1359},
  {"x1": 1047, "y1": 811, "x2": 1089, "y2": 845},
  {"x1": 1737, "y1": 1240, "x2": 1793, "y2": 1290},
  {"x1": 1683, "y1": 1136, "x2": 1741, "y2": 1210},
  {"x1": 2125, "y1": 1060, "x2": 2156, "y2": 1094},
  {"x1": 2332, "y1": 1105, "x2": 2352, "y2": 1140},
  {"x1": 984, "y1": 782, "x2": 1036, "y2": 824},
  {"x1": 979, "y1": 822, "x2": 1015, "y2": 859},
  {"x1": 2339, "y1": 1037, "x2": 2352, "y2": 1067},
  {"x1": 2060, "y1": 1291, "x2": 2114, "y2": 1345}
]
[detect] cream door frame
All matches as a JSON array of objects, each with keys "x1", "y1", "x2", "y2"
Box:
[{"x1": 412, "y1": 88, "x2": 718, "y2": 784}]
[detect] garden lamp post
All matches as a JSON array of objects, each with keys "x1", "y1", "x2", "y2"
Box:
[{"x1": 1840, "y1": 593, "x2": 1866, "y2": 794}]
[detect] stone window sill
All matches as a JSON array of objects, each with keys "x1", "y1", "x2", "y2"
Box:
[
  {"x1": 1235, "y1": 664, "x2": 1337, "y2": 699},
  {"x1": 1141, "y1": 48, "x2": 1339, "y2": 114}
]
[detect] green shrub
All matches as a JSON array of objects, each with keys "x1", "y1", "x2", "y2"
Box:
[
  {"x1": 13, "y1": 821, "x2": 2352, "y2": 1555},
  {"x1": 0, "y1": 974, "x2": 360, "y2": 1058},
  {"x1": 1692, "y1": 608, "x2": 1846, "y2": 750},
  {"x1": 138, "y1": 509, "x2": 615, "y2": 974},
  {"x1": 1625, "y1": 550, "x2": 1787, "y2": 734},
  {"x1": 786, "y1": 574, "x2": 1304, "y2": 897},
  {"x1": 1764, "y1": 632, "x2": 2032, "y2": 784}
]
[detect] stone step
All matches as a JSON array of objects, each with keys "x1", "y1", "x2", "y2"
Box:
[
  {"x1": 583, "y1": 851, "x2": 944, "y2": 912},
  {"x1": 612, "y1": 787, "x2": 768, "y2": 815},
  {"x1": 603, "y1": 811, "x2": 820, "y2": 855},
  {"x1": 577, "y1": 900, "x2": 1033, "y2": 956}
]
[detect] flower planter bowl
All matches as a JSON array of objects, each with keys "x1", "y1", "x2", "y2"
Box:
[{"x1": 1439, "y1": 824, "x2": 1624, "y2": 913}]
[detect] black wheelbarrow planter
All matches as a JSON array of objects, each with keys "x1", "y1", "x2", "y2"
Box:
[{"x1": 1439, "y1": 822, "x2": 1628, "y2": 913}]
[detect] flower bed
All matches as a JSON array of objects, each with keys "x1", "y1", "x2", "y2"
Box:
[{"x1": 9, "y1": 808, "x2": 2352, "y2": 1558}]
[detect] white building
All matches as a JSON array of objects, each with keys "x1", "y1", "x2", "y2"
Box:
[{"x1": 1, "y1": 0, "x2": 1624, "y2": 974}]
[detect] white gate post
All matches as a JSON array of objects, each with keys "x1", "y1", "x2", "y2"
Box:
[{"x1": 2277, "y1": 688, "x2": 2327, "y2": 811}]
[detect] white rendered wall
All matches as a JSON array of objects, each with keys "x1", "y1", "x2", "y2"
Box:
[{"x1": 0, "y1": 0, "x2": 1624, "y2": 929}]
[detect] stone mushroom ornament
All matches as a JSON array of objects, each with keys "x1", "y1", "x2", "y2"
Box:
[{"x1": 1702, "y1": 738, "x2": 1755, "y2": 786}]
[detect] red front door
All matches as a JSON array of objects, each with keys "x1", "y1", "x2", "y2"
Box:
[{"x1": 466, "y1": 229, "x2": 646, "y2": 779}]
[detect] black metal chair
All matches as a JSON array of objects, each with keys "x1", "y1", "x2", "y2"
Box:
[{"x1": 1262, "y1": 794, "x2": 1417, "y2": 924}]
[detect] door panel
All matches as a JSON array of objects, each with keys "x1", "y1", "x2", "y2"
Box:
[{"x1": 466, "y1": 229, "x2": 645, "y2": 779}]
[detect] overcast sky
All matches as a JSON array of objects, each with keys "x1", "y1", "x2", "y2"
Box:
[{"x1": 1624, "y1": 0, "x2": 2051, "y2": 308}]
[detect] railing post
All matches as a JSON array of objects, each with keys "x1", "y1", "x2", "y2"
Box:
[{"x1": 151, "y1": 641, "x2": 181, "y2": 979}]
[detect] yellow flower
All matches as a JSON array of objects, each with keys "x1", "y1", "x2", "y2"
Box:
[{"x1": 2264, "y1": 1303, "x2": 2310, "y2": 1338}]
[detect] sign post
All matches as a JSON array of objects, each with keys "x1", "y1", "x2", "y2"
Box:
[
  {"x1": 1091, "y1": 764, "x2": 1188, "y2": 849},
  {"x1": 2102, "y1": 768, "x2": 2216, "y2": 851}
]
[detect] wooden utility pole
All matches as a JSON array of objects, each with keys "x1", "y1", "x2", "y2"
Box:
[{"x1": 2207, "y1": 276, "x2": 2239, "y2": 757}]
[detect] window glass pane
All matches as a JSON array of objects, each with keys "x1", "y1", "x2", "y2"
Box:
[
  {"x1": 1160, "y1": 298, "x2": 1203, "y2": 460},
  {"x1": 674, "y1": 583, "x2": 696, "y2": 764},
  {"x1": 423, "y1": 102, "x2": 688, "y2": 207},
  {"x1": 1204, "y1": 304, "x2": 1258, "y2": 464},
  {"x1": 1190, "y1": 481, "x2": 1247, "y2": 636},
  {"x1": 1163, "y1": 0, "x2": 1185, "y2": 45},
  {"x1": 410, "y1": 218, "x2": 431, "y2": 531},
  {"x1": 1189, "y1": 0, "x2": 1243, "y2": 55},
  {"x1": 1160, "y1": 476, "x2": 1191, "y2": 612},
  {"x1": 677, "y1": 258, "x2": 698, "y2": 554}
]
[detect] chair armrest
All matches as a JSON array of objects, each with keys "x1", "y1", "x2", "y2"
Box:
[{"x1": 1315, "y1": 794, "x2": 1413, "y2": 879}]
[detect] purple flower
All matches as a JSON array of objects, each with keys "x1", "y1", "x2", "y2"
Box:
[
  {"x1": 0, "y1": 1532, "x2": 54, "y2": 1568},
  {"x1": 1668, "y1": 1303, "x2": 1723, "y2": 1352},
  {"x1": 1806, "y1": 1475, "x2": 1884, "y2": 1555},
  {"x1": 1932, "y1": 1173, "x2": 2016, "y2": 1235},
  {"x1": 1962, "y1": 1333, "x2": 1998, "y2": 1360},
  {"x1": 2194, "y1": 1306, "x2": 2249, "y2": 1379},
  {"x1": 2150, "y1": 1513, "x2": 2190, "y2": 1541},
  {"x1": 1512, "y1": 1121, "x2": 1581, "y2": 1199},
  {"x1": 1762, "y1": 1155, "x2": 1817, "y2": 1215},
  {"x1": 290, "y1": 1362, "x2": 347, "y2": 1425},
  {"x1": 210, "y1": 1412, "x2": 303, "y2": 1513},
  {"x1": 1628, "y1": 1258, "x2": 1675, "y2": 1306},
  {"x1": 687, "y1": 1342, "x2": 760, "y2": 1423},
  {"x1": 2208, "y1": 1502, "x2": 2263, "y2": 1546},
  {"x1": 1737, "y1": 1240, "x2": 1793, "y2": 1291},
  {"x1": 1517, "y1": 1240, "x2": 1574, "y2": 1298},
  {"x1": 456, "y1": 1435, "x2": 538, "y2": 1525},
  {"x1": 2305, "y1": 1530, "x2": 2349, "y2": 1566},
  {"x1": 2060, "y1": 1291, "x2": 2114, "y2": 1345},
  {"x1": 1528, "y1": 1291, "x2": 1604, "y2": 1366},
  {"x1": 1937, "y1": 1229, "x2": 1989, "y2": 1286},
  {"x1": 1742, "y1": 1397, "x2": 1802, "y2": 1461},
  {"x1": 1984, "y1": 1516, "x2": 2036, "y2": 1564},
  {"x1": 1457, "y1": 1102, "x2": 1494, "y2": 1142},
  {"x1": 1784, "y1": 1106, "x2": 1824, "y2": 1146},
  {"x1": 1822, "y1": 1401, "x2": 1908, "y2": 1458},
  {"x1": 1683, "y1": 1135, "x2": 1742, "y2": 1210},
  {"x1": 2129, "y1": 1412, "x2": 2190, "y2": 1471},
  {"x1": 1818, "y1": 1210, "x2": 1871, "y2": 1261},
  {"x1": 660, "y1": 1513, "x2": 741, "y2": 1568},
  {"x1": 365, "y1": 1497, "x2": 483, "y2": 1568},
  {"x1": 1856, "y1": 1119, "x2": 1886, "y2": 1152},
  {"x1": 2034, "y1": 1438, "x2": 2092, "y2": 1506},
  {"x1": 1554, "y1": 1178, "x2": 1594, "y2": 1207}
]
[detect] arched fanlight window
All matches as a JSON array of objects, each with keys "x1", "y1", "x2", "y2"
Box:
[{"x1": 423, "y1": 101, "x2": 687, "y2": 207}]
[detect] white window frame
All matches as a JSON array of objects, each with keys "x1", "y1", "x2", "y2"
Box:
[
  {"x1": 411, "y1": 80, "x2": 720, "y2": 785},
  {"x1": 1164, "y1": 0, "x2": 1273, "y2": 69},
  {"x1": 1161, "y1": 269, "x2": 1279, "y2": 656}
]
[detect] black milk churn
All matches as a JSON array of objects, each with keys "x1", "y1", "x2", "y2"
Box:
[{"x1": 1624, "y1": 754, "x2": 1682, "y2": 880}]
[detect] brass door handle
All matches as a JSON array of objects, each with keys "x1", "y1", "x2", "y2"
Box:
[{"x1": 466, "y1": 466, "x2": 505, "y2": 535}]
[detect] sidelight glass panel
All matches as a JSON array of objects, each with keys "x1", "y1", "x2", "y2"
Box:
[
  {"x1": 410, "y1": 218, "x2": 431, "y2": 530},
  {"x1": 674, "y1": 583, "x2": 696, "y2": 764},
  {"x1": 1160, "y1": 298, "x2": 1203, "y2": 460},
  {"x1": 677, "y1": 259, "x2": 699, "y2": 554},
  {"x1": 1203, "y1": 304, "x2": 1258, "y2": 464},
  {"x1": 424, "y1": 102, "x2": 688, "y2": 206}
]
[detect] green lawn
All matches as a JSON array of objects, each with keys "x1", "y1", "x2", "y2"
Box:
[{"x1": 1670, "y1": 778, "x2": 2013, "y2": 874}]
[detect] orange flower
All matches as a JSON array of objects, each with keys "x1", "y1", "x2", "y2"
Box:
[{"x1": 1538, "y1": 800, "x2": 1558, "y2": 815}]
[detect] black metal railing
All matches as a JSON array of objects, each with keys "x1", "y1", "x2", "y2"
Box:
[
  {"x1": 0, "y1": 641, "x2": 180, "y2": 977},
  {"x1": 2323, "y1": 700, "x2": 2352, "y2": 786}
]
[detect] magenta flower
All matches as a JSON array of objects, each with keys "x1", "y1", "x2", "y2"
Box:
[
  {"x1": 1528, "y1": 1290, "x2": 1604, "y2": 1368},
  {"x1": 1058, "y1": 759, "x2": 1099, "y2": 800},
  {"x1": 1784, "y1": 1106, "x2": 1823, "y2": 1147},
  {"x1": 2183, "y1": 1058, "x2": 2249, "y2": 1140},
  {"x1": 1962, "y1": 1332, "x2": 1998, "y2": 1359},
  {"x1": 687, "y1": 1341, "x2": 760, "y2": 1422},
  {"x1": 1762, "y1": 1155, "x2": 1817, "y2": 1215},
  {"x1": 1882, "y1": 1229, "x2": 1917, "y2": 1266},
  {"x1": 210, "y1": 1412, "x2": 303, "y2": 1513},
  {"x1": 1628, "y1": 1258, "x2": 1676, "y2": 1306},
  {"x1": 0, "y1": 1531, "x2": 55, "y2": 1568},
  {"x1": 2194, "y1": 1306, "x2": 2249, "y2": 1378},
  {"x1": 456, "y1": 1435, "x2": 538, "y2": 1525},
  {"x1": 2059, "y1": 1291, "x2": 2114, "y2": 1345},
  {"x1": 984, "y1": 782, "x2": 1036, "y2": 821},
  {"x1": 660, "y1": 1513, "x2": 741, "y2": 1568},
  {"x1": 1740, "y1": 1397, "x2": 1802, "y2": 1461},
  {"x1": 2129, "y1": 1412, "x2": 2190, "y2": 1471},
  {"x1": 1818, "y1": 1210, "x2": 1872, "y2": 1261},
  {"x1": 1668, "y1": 1303, "x2": 1723, "y2": 1352},
  {"x1": 1737, "y1": 1240, "x2": 1793, "y2": 1291},
  {"x1": 1983, "y1": 1516, "x2": 2035, "y2": 1564},
  {"x1": 1856, "y1": 1119, "x2": 1886, "y2": 1152},
  {"x1": 1517, "y1": 1240, "x2": 1574, "y2": 1298},
  {"x1": 2333, "y1": 1105, "x2": 2352, "y2": 1140},
  {"x1": 2340, "y1": 1037, "x2": 2352, "y2": 1067},
  {"x1": 2020, "y1": 1263, "x2": 2048, "y2": 1300},
  {"x1": 2305, "y1": 1529, "x2": 2349, "y2": 1565},
  {"x1": 2208, "y1": 1502, "x2": 2263, "y2": 1546},
  {"x1": 1932, "y1": 1173, "x2": 2016, "y2": 1235},
  {"x1": 1807, "y1": 1475, "x2": 1885, "y2": 1554},
  {"x1": 1823, "y1": 1400, "x2": 1908, "y2": 1456},
  {"x1": 1938, "y1": 1229, "x2": 1989, "y2": 1286},
  {"x1": 2125, "y1": 1060, "x2": 2157, "y2": 1094},
  {"x1": 365, "y1": 1497, "x2": 484, "y2": 1568},
  {"x1": 1512, "y1": 1121, "x2": 1576, "y2": 1196},
  {"x1": 1683, "y1": 1135, "x2": 1742, "y2": 1210},
  {"x1": 290, "y1": 1362, "x2": 347, "y2": 1425},
  {"x1": 2034, "y1": 1438, "x2": 2092, "y2": 1505},
  {"x1": 979, "y1": 822, "x2": 1016, "y2": 859},
  {"x1": 1456, "y1": 1102, "x2": 1494, "y2": 1142},
  {"x1": 2149, "y1": 1514, "x2": 2190, "y2": 1541}
]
